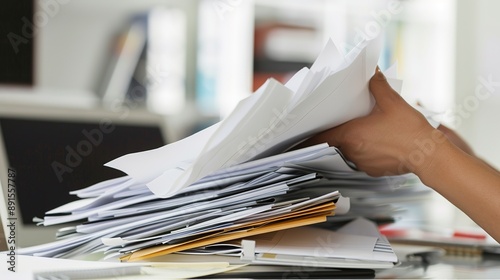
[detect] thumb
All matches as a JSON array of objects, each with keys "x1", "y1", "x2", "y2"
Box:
[
  {"x1": 369, "y1": 68, "x2": 403, "y2": 109},
  {"x1": 325, "y1": 123, "x2": 349, "y2": 149},
  {"x1": 300, "y1": 123, "x2": 347, "y2": 149}
]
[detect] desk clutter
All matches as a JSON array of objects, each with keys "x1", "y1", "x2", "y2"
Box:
[{"x1": 18, "y1": 36, "x2": 437, "y2": 273}]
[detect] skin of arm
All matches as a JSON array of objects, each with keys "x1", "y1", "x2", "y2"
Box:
[{"x1": 302, "y1": 69, "x2": 500, "y2": 243}]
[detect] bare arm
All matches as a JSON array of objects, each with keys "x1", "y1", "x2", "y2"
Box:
[
  {"x1": 303, "y1": 69, "x2": 500, "y2": 242},
  {"x1": 417, "y1": 134, "x2": 500, "y2": 242}
]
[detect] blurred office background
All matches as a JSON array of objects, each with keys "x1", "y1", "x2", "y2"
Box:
[{"x1": 1, "y1": 0, "x2": 499, "y2": 229}]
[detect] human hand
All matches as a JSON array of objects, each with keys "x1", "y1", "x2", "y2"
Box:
[{"x1": 301, "y1": 68, "x2": 445, "y2": 177}]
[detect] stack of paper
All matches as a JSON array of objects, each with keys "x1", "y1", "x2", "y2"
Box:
[
  {"x1": 18, "y1": 37, "x2": 436, "y2": 267},
  {"x1": 245, "y1": 217, "x2": 398, "y2": 269},
  {"x1": 176, "y1": 217, "x2": 398, "y2": 269},
  {"x1": 20, "y1": 144, "x2": 351, "y2": 260}
]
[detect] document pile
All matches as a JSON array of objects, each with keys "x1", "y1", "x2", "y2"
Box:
[{"x1": 19, "y1": 37, "x2": 436, "y2": 268}]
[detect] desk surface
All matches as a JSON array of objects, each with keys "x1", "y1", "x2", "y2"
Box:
[
  {"x1": 202, "y1": 256, "x2": 500, "y2": 279},
  {"x1": 146, "y1": 248, "x2": 500, "y2": 279},
  {"x1": 377, "y1": 255, "x2": 500, "y2": 279}
]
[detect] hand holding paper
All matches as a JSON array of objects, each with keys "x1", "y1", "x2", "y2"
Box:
[
  {"x1": 107, "y1": 37, "x2": 389, "y2": 198},
  {"x1": 299, "y1": 68, "x2": 439, "y2": 177}
]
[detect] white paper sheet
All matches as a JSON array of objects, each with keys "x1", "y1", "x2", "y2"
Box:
[
  {"x1": 105, "y1": 37, "x2": 384, "y2": 198},
  {"x1": 250, "y1": 217, "x2": 397, "y2": 263}
]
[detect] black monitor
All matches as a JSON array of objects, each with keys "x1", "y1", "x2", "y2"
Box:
[{"x1": 0, "y1": 103, "x2": 169, "y2": 246}]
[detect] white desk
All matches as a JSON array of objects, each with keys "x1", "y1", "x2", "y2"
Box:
[{"x1": 3, "y1": 249, "x2": 500, "y2": 279}]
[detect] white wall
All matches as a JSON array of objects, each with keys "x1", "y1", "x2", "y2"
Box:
[{"x1": 455, "y1": 0, "x2": 500, "y2": 170}]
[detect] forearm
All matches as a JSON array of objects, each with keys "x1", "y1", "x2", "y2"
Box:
[{"x1": 414, "y1": 136, "x2": 500, "y2": 243}]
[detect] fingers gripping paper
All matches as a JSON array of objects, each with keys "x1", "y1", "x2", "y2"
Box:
[{"x1": 106, "y1": 38, "x2": 384, "y2": 198}]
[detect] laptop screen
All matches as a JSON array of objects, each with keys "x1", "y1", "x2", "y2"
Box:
[
  {"x1": 0, "y1": 117, "x2": 165, "y2": 224},
  {"x1": 0, "y1": 104, "x2": 169, "y2": 247}
]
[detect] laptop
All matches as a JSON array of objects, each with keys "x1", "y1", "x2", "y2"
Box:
[{"x1": 0, "y1": 96, "x2": 170, "y2": 248}]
